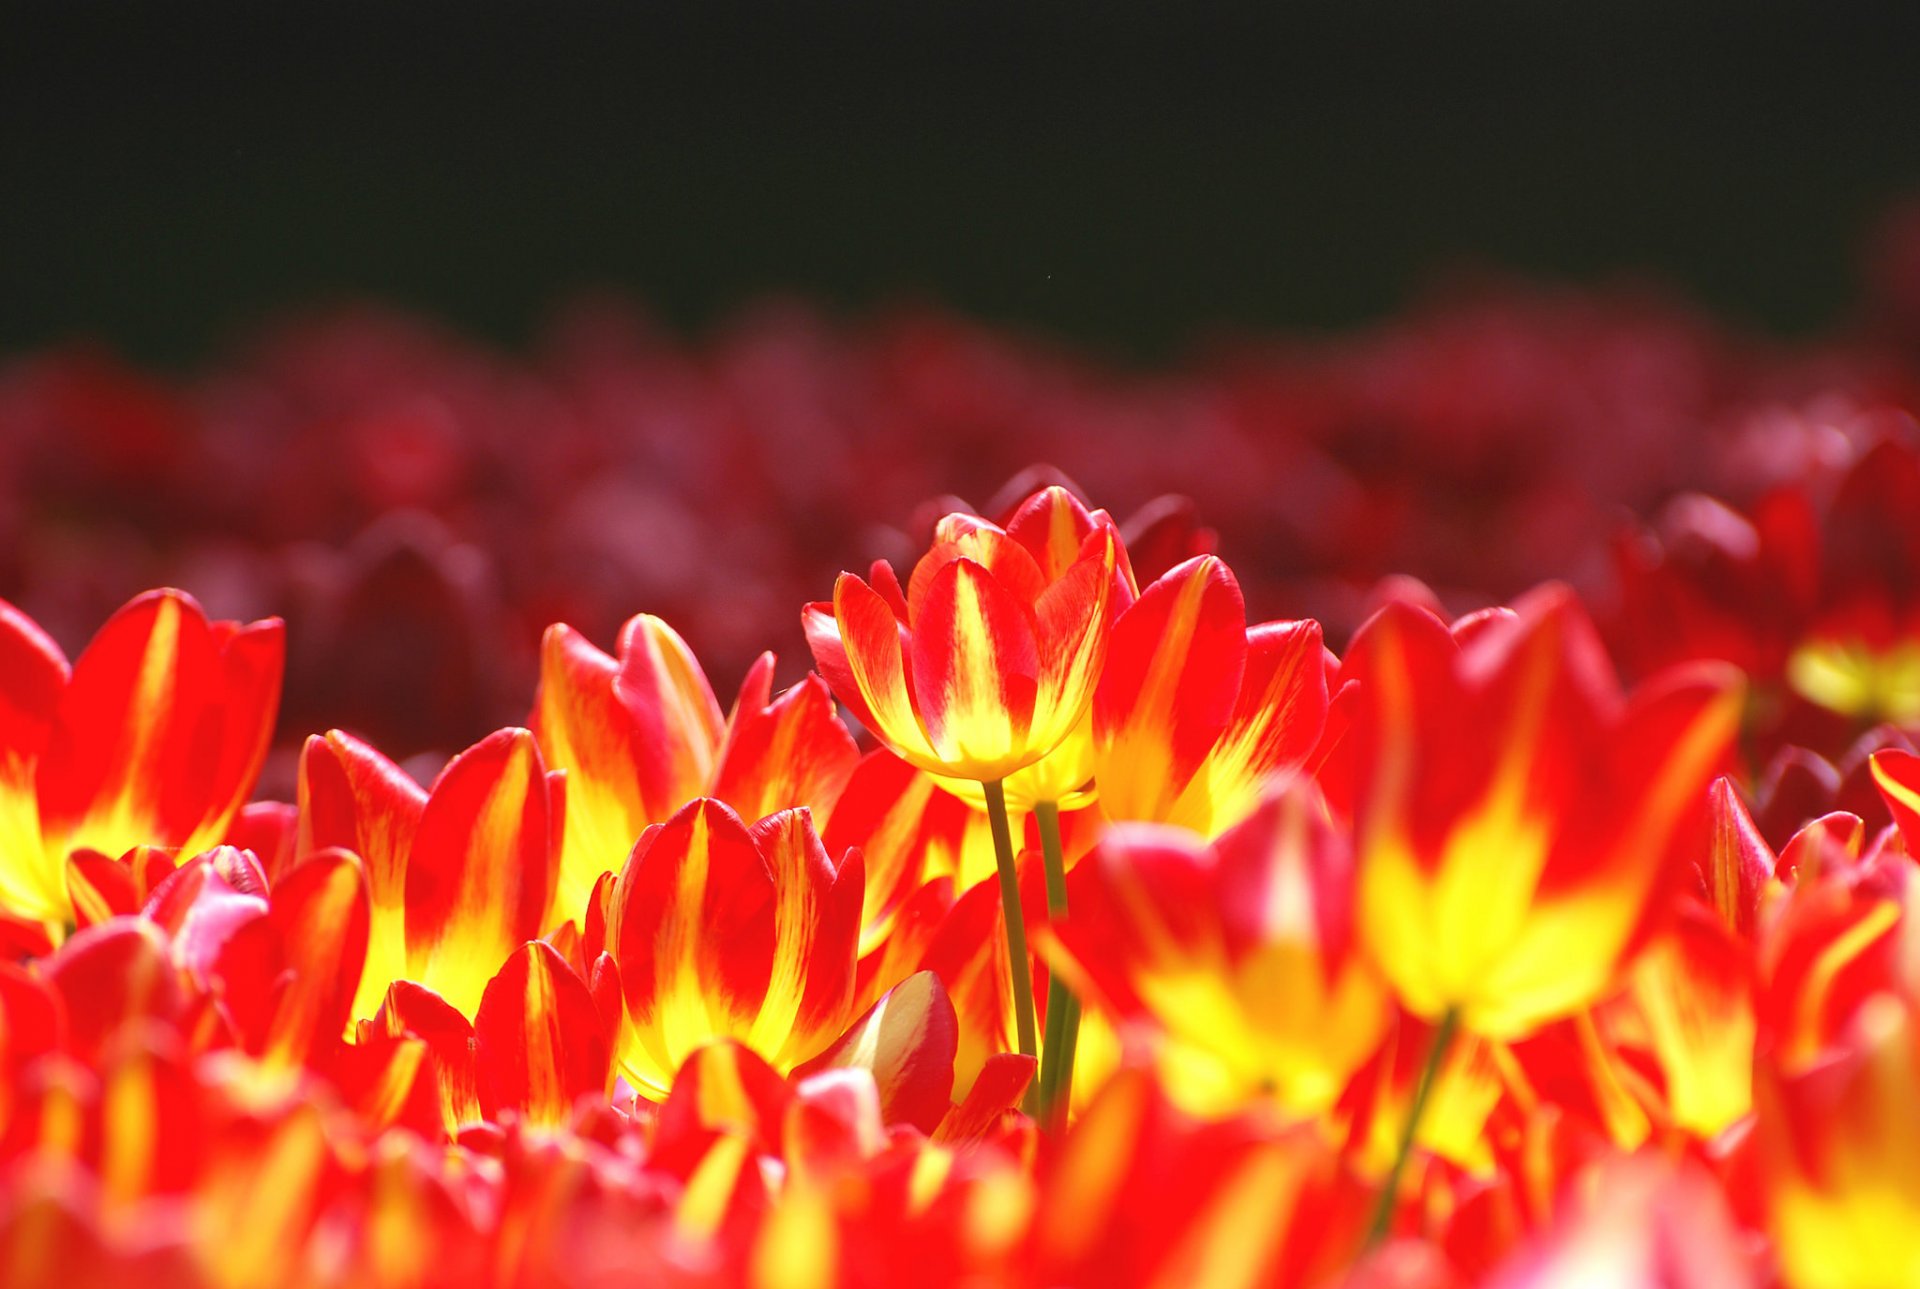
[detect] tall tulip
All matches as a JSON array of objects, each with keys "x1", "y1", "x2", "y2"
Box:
[{"x1": 806, "y1": 486, "x2": 1119, "y2": 1083}]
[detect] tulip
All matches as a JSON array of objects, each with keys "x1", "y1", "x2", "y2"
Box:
[
  {"x1": 532, "y1": 614, "x2": 858, "y2": 927},
  {"x1": 607, "y1": 798, "x2": 862, "y2": 1095},
  {"x1": 1092, "y1": 554, "x2": 1330, "y2": 837},
  {"x1": 1039, "y1": 783, "x2": 1387, "y2": 1119},
  {"x1": 1339, "y1": 587, "x2": 1742, "y2": 1040},
  {"x1": 1595, "y1": 899, "x2": 1757, "y2": 1140},
  {"x1": 803, "y1": 489, "x2": 1118, "y2": 785},
  {"x1": 297, "y1": 726, "x2": 561, "y2": 1020},
  {"x1": 1755, "y1": 856, "x2": 1920, "y2": 1289},
  {"x1": 806, "y1": 486, "x2": 1121, "y2": 1088},
  {"x1": 1030, "y1": 1069, "x2": 1367, "y2": 1287},
  {"x1": 1333, "y1": 586, "x2": 1740, "y2": 1241},
  {"x1": 0, "y1": 590, "x2": 282, "y2": 925}
]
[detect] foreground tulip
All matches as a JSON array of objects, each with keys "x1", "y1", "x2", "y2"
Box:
[
  {"x1": 1332, "y1": 587, "x2": 1740, "y2": 1241},
  {"x1": 1040, "y1": 784, "x2": 1387, "y2": 1118},
  {"x1": 0, "y1": 590, "x2": 282, "y2": 925},
  {"x1": 1483, "y1": 1154, "x2": 1757, "y2": 1289},
  {"x1": 1338, "y1": 587, "x2": 1742, "y2": 1040},
  {"x1": 1755, "y1": 857, "x2": 1919, "y2": 1289},
  {"x1": 1030, "y1": 1069, "x2": 1367, "y2": 1287},
  {"x1": 297, "y1": 726, "x2": 561, "y2": 1020}
]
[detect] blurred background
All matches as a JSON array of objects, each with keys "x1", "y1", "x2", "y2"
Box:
[
  {"x1": 7, "y1": 1, "x2": 1920, "y2": 791},
  {"x1": 7, "y1": 1, "x2": 1920, "y2": 362}
]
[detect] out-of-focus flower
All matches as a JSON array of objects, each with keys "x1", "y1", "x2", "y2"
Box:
[
  {"x1": 805, "y1": 487, "x2": 1118, "y2": 784},
  {"x1": 1761, "y1": 991, "x2": 1920, "y2": 1289},
  {"x1": 1595, "y1": 898, "x2": 1757, "y2": 1140},
  {"x1": 1753, "y1": 818, "x2": 1919, "y2": 1289},
  {"x1": 1025, "y1": 1068, "x2": 1368, "y2": 1288},
  {"x1": 1611, "y1": 420, "x2": 1920, "y2": 765},
  {"x1": 1335, "y1": 586, "x2": 1742, "y2": 1039},
  {"x1": 0, "y1": 589, "x2": 282, "y2": 926},
  {"x1": 1482, "y1": 1154, "x2": 1757, "y2": 1289},
  {"x1": 1040, "y1": 783, "x2": 1386, "y2": 1117}
]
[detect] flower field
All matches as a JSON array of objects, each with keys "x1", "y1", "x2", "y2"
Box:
[{"x1": 7, "y1": 236, "x2": 1920, "y2": 1287}]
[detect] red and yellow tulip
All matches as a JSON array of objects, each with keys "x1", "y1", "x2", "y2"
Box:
[
  {"x1": 1093, "y1": 554, "x2": 1331, "y2": 836},
  {"x1": 1335, "y1": 587, "x2": 1743, "y2": 1039},
  {"x1": 533, "y1": 614, "x2": 859, "y2": 926},
  {"x1": 1040, "y1": 783, "x2": 1387, "y2": 1117},
  {"x1": 297, "y1": 726, "x2": 561, "y2": 1020},
  {"x1": 0, "y1": 590, "x2": 282, "y2": 926},
  {"x1": 805, "y1": 488, "x2": 1119, "y2": 784},
  {"x1": 604, "y1": 798, "x2": 863, "y2": 1095}
]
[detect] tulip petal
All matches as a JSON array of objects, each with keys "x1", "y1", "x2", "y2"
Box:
[
  {"x1": 65, "y1": 851, "x2": 140, "y2": 930},
  {"x1": 1094, "y1": 556, "x2": 1245, "y2": 824},
  {"x1": 1004, "y1": 485, "x2": 1101, "y2": 582},
  {"x1": 297, "y1": 730, "x2": 426, "y2": 1022},
  {"x1": 262, "y1": 850, "x2": 371, "y2": 1070},
  {"x1": 833, "y1": 573, "x2": 941, "y2": 767},
  {"x1": 1174, "y1": 619, "x2": 1329, "y2": 835},
  {"x1": 37, "y1": 590, "x2": 282, "y2": 879},
  {"x1": 405, "y1": 729, "x2": 557, "y2": 1019},
  {"x1": 381, "y1": 979, "x2": 480, "y2": 1133},
  {"x1": 655, "y1": 1039, "x2": 794, "y2": 1168},
  {"x1": 793, "y1": 970, "x2": 958, "y2": 1133},
  {"x1": 44, "y1": 918, "x2": 181, "y2": 1063},
  {"x1": 615, "y1": 799, "x2": 777, "y2": 1093},
  {"x1": 712, "y1": 662, "x2": 861, "y2": 826},
  {"x1": 910, "y1": 559, "x2": 1041, "y2": 776},
  {"x1": 908, "y1": 520, "x2": 1049, "y2": 621},
  {"x1": 475, "y1": 940, "x2": 610, "y2": 1126},
  {"x1": 612, "y1": 613, "x2": 725, "y2": 808},
  {"x1": 803, "y1": 599, "x2": 882, "y2": 735},
  {"x1": 1704, "y1": 777, "x2": 1776, "y2": 936},
  {"x1": 933, "y1": 1051, "x2": 1037, "y2": 1144},
  {"x1": 1870, "y1": 747, "x2": 1920, "y2": 854},
  {"x1": 0, "y1": 600, "x2": 67, "y2": 921},
  {"x1": 825, "y1": 751, "x2": 975, "y2": 954},
  {"x1": 1029, "y1": 530, "x2": 1116, "y2": 753},
  {"x1": 746, "y1": 808, "x2": 861, "y2": 1064},
  {"x1": 531, "y1": 623, "x2": 667, "y2": 924}
]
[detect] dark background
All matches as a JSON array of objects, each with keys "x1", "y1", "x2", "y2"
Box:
[{"x1": 6, "y1": 0, "x2": 1920, "y2": 366}]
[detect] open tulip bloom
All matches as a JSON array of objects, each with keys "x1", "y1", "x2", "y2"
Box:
[{"x1": 8, "y1": 435, "x2": 1920, "y2": 1289}]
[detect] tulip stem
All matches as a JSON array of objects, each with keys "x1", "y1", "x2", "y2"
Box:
[
  {"x1": 1034, "y1": 800, "x2": 1080, "y2": 1129},
  {"x1": 1365, "y1": 1008, "x2": 1460, "y2": 1246},
  {"x1": 982, "y1": 778, "x2": 1041, "y2": 1112}
]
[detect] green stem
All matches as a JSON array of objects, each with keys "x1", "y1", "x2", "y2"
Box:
[
  {"x1": 1044, "y1": 992, "x2": 1081, "y2": 1130},
  {"x1": 1033, "y1": 800, "x2": 1081, "y2": 1128},
  {"x1": 982, "y1": 779, "x2": 1040, "y2": 1113},
  {"x1": 1364, "y1": 1008, "x2": 1460, "y2": 1246}
]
